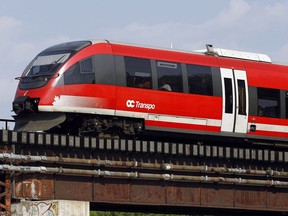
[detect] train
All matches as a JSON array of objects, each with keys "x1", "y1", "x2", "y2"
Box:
[{"x1": 12, "y1": 39, "x2": 288, "y2": 145}]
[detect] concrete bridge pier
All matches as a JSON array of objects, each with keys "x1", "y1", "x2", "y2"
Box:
[{"x1": 11, "y1": 200, "x2": 90, "y2": 216}]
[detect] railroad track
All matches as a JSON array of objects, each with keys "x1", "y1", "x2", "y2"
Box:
[
  {"x1": 1, "y1": 130, "x2": 288, "y2": 163},
  {"x1": 1, "y1": 129, "x2": 288, "y2": 188},
  {"x1": 2, "y1": 129, "x2": 288, "y2": 184}
]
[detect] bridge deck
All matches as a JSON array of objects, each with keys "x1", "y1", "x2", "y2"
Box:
[{"x1": 0, "y1": 129, "x2": 288, "y2": 215}]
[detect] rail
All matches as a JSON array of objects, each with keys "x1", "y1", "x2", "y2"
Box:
[{"x1": 0, "y1": 119, "x2": 14, "y2": 130}]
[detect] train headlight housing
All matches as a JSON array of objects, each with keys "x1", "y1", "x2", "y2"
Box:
[{"x1": 13, "y1": 96, "x2": 39, "y2": 114}]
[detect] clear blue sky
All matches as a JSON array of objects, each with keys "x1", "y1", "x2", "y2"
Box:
[{"x1": 1, "y1": 0, "x2": 288, "y2": 124}]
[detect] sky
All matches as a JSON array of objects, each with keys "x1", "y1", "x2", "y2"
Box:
[{"x1": 1, "y1": 0, "x2": 288, "y2": 127}]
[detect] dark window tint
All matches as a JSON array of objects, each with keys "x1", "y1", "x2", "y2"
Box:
[
  {"x1": 286, "y1": 92, "x2": 288, "y2": 119},
  {"x1": 258, "y1": 87, "x2": 280, "y2": 118},
  {"x1": 237, "y1": 80, "x2": 246, "y2": 115},
  {"x1": 64, "y1": 63, "x2": 80, "y2": 85},
  {"x1": 94, "y1": 54, "x2": 115, "y2": 85},
  {"x1": 80, "y1": 58, "x2": 93, "y2": 73},
  {"x1": 224, "y1": 78, "x2": 233, "y2": 114},
  {"x1": 64, "y1": 58, "x2": 95, "y2": 85},
  {"x1": 286, "y1": 97, "x2": 288, "y2": 119},
  {"x1": 41, "y1": 41, "x2": 91, "y2": 54},
  {"x1": 124, "y1": 57, "x2": 152, "y2": 89},
  {"x1": 187, "y1": 64, "x2": 213, "y2": 95},
  {"x1": 156, "y1": 61, "x2": 182, "y2": 92}
]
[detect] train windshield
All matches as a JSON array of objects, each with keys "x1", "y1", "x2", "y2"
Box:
[
  {"x1": 19, "y1": 52, "x2": 70, "y2": 89},
  {"x1": 24, "y1": 53, "x2": 70, "y2": 77},
  {"x1": 18, "y1": 40, "x2": 92, "y2": 90}
]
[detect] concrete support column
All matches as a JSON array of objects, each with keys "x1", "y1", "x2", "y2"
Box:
[{"x1": 12, "y1": 200, "x2": 89, "y2": 216}]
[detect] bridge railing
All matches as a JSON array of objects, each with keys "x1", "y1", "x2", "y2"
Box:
[{"x1": 0, "y1": 119, "x2": 15, "y2": 130}]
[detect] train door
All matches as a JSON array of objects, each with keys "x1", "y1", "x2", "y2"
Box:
[{"x1": 220, "y1": 68, "x2": 249, "y2": 133}]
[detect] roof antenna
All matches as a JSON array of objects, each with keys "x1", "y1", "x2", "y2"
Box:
[
  {"x1": 206, "y1": 44, "x2": 214, "y2": 54},
  {"x1": 170, "y1": 42, "x2": 173, "y2": 49}
]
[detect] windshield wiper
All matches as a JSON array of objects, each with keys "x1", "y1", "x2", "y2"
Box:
[
  {"x1": 15, "y1": 73, "x2": 59, "y2": 80},
  {"x1": 48, "y1": 54, "x2": 67, "y2": 73}
]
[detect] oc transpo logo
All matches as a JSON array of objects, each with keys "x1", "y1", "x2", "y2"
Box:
[
  {"x1": 126, "y1": 99, "x2": 155, "y2": 110},
  {"x1": 126, "y1": 100, "x2": 135, "y2": 108}
]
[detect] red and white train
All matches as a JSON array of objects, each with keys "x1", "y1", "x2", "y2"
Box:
[{"x1": 12, "y1": 40, "x2": 288, "y2": 144}]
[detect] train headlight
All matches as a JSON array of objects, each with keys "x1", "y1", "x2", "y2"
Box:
[{"x1": 12, "y1": 96, "x2": 39, "y2": 114}]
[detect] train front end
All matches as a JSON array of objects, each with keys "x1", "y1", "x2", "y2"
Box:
[{"x1": 12, "y1": 41, "x2": 92, "y2": 132}]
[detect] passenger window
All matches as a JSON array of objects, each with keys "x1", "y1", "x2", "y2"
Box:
[
  {"x1": 186, "y1": 64, "x2": 213, "y2": 95},
  {"x1": 64, "y1": 57, "x2": 95, "y2": 85},
  {"x1": 224, "y1": 78, "x2": 233, "y2": 114},
  {"x1": 286, "y1": 93, "x2": 288, "y2": 119},
  {"x1": 258, "y1": 87, "x2": 280, "y2": 118},
  {"x1": 237, "y1": 80, "x2": 247, "y2": 115},
  {"x1": 156, "y1": 61, "x2": 182, "y2": 92},
  {"x1": 124, "y1": 56, "x2": 152, "y2": 89}
]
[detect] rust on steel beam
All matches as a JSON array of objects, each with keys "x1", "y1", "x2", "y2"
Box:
[
  {"x1": 0, "y1": 131, "x2": 13, "y2": 216},
  {"x1": 12, "y1": 172, "x2": 288, "y2": 214},
  {"x1": 0, "y1": 174, "x2": 11, "y2": 216}
]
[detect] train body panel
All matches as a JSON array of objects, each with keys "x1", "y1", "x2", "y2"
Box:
[
  {"x1": 244, "y1": 61, "x2": 288, "y2": 89},
  {"x1": 115, "y1": 86, "x2": 222, "y2": 134},
  {"x1": 39, "y1": 84, "x2": 117, "y2": 115},
  {"x1": 12, "y1": 39, "x2": 288, "y2": 144}
]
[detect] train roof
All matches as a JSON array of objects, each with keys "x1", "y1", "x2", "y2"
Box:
[
  {"x1": 40, "y1": 41, "x2": 92, "y2": 55},
  {"x1": 90, "y1": 39, "x2": 273, "y2": 64},
  {"x1": 194, "y1": 44, "x2": 271, "y2": 63},
  {"x1": 43, "y1": 39, "x2": 272, "y2": 65}
]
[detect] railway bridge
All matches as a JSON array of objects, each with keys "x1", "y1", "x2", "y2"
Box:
[{"x1": 0, "y1": 119, "x2": 288, "y2": 215}]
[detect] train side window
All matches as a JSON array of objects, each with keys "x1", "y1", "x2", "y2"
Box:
[
  {"x1": 156, "y1": 61, "x2": 182, "y2": 92},
  {"x1": 79, "y1": 58, "x2": 95, "y2": 83},
  {"x1": 124, "y1": 56, "x2": 152, "y2": 89},
  {"x1": 64, "y1": 57, "x2": 95, "y2": 84},
  {"x1": 237, "y1": 80, "x2": 246, "y2": 115},
  {"x1": 257, "y1": 87, "x2": 280, "y2": 118},
  {"x1": 286, "y1": 94, "x2": 288, "y2": 119},
  {"x1": 80, "y1": 58, "x2": 93, "y2": 73},
  {"x1": 64, "y1": 63, "x2": 80, "y2": 85},
  {"x1": 186, "y1": 64, "x2": 213, "y2": 95},
  {"x1": 224, "y1": 78, "x2": 233, "y2": 114}
]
